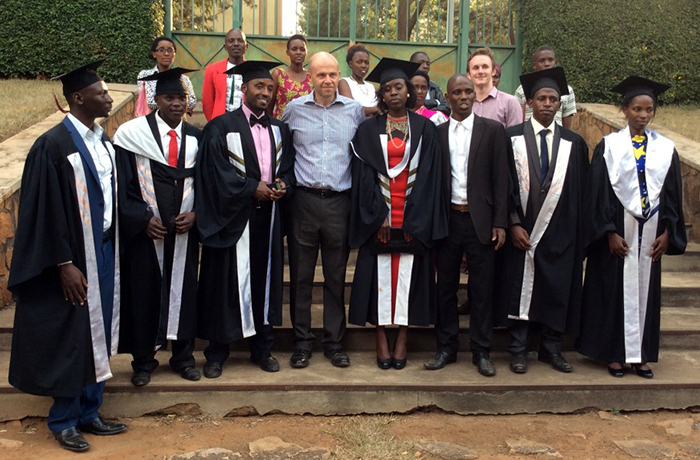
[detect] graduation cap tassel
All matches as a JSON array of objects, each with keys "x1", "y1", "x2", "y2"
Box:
[{"x1": 53, "y1": 94, "x2": 68, "y2": 114}]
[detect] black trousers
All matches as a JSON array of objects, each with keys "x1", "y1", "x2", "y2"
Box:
[
  {"x1": 507, "y1": 321, "x2": 563, "y2": 356},
  {"x1": 436, "y1": 211, "x2": 496, "y2": 355},
  {"x1": 132, "y1": 339, "x2": 196, "y2": 373},
  {"x1": 205, "y1": 201, "x2": 276, "y2": 363},
  {"x1": 288, "y1": 189, "x2": 350, "y2": 351}
]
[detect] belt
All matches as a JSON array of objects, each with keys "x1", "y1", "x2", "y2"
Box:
[
  {"x1": 296, "y1": 185, "x2": 348, "y2": 198},
  {"x1": 102, "y1": 228, "x2": 113, "y2": 243},
  {"x1": 450, "y1": 204, "x2": 470, "y2": 213}
]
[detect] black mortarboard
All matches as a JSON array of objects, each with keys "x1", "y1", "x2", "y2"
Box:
[
  {"x1": 139, "y1": 67, "x2": 196, "y2": 96},
  {"x1": 225, "y1": 60, "x2": 280, "y2": 83},
  {"x1": 366, "y1": 58, "x2": 420, "y2": 85},
  {"x1": 611, "y1": 76, "x2": 670, "y2": 101},
  {"x1": 519, "y1": 66, "x2": 570, "y2": 100},
  {"x1": 51, "y1": 59, "x2": 105, "y2": 96}
]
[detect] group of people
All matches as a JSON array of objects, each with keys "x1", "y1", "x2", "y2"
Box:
[{"x1": 7, "y1": 27, "x2": 686, "y2": 453}]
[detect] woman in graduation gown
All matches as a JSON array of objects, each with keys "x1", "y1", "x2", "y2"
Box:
[
  {"x1": 576, "y1": 76, "x2": 686, "y2": 378},
  {"x1": 349, "y1": 58, "x2": 448, "y2": 370}
]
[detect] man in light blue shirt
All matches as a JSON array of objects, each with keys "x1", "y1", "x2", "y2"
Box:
[{"x1": 281, "y1": 51, "x2": 365, "y2": 368}]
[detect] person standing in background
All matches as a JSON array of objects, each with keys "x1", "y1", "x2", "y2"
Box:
[
  {"x1": 202, "y1": 28, "x2": 248, "y2": 121},
  {"x1": 268, "y1": 34, "x2": 312, "y2": 119}
]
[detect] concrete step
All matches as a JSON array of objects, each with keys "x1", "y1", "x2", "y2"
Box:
[
  {"x1": 661, "y1": 242, "x2": 700, "y2": 272},
  {"x1": 2, "y1": 349, "x2": 700, "y2": 421},
  {"x1": 2, "y1": 306, "x2": 699, "y2": 352}
]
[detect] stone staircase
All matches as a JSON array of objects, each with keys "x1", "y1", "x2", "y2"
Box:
[{"x1": 1, "y1": 242, "x2": 700, "y2": 421}]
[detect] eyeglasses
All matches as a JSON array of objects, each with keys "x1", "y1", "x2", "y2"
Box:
[{"x1": 156, "y1": 48, "x2": 176, "y2": 55}]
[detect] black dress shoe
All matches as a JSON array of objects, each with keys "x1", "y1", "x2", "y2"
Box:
[
  {"x1": 290, "y1": 349, "x2": 312, "y2": 368},
  {"x1": 472, "y1": 353, "x2": 496, "y2": 377},
  {"x1": 180, "y1": 367, "x2": 201, "y2": 381},
  {"x1": 131, "y1": 371, "x2": 151, "y2": 387},
  {"x1": 423, "y1": 351, "x2": 457, "y2": 370},
  {"x1": 78, "y1": 416, "x2": 127, "y2": 436},
  {"x1": 632, "y1": 364, "x2": 654, "y2": 379},
  {"x1": 608, "y1": 365, "x2": 625, "y2": 378},
  {"x1": 55, "y1": 427, "x2": 90, "y2": 452},
  {"x1": 539, "y1": 353, "x2": 573, "y2": 373},
  {"x1": 377, "y1": 356, "x2": 393, "y2": 370},
  {"x1": 392, "y1": 357, "x2": 407, "y2": 370},
  {"x1": 203, "y1": 361, "x2": 223, "y2": 378},
  {"x1": 324, "y1": 348, "x2": 350, "y2": 367},
  {"x1": 253, "y1": 356, "x2": 280, "y2": 372},
  {"x1": 510, "y1": 353, "x2": 528, "y2": 374}
]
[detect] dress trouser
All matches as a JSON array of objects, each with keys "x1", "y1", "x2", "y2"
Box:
[
  {"x1": 507, "y1": 321, "x2": 563, "y2": 356},
  {"x1": 288, "y1": 189, "x2": 350, "y2": 352},
  {"x1": 435, "y1": 211, "x2": 495, "y2": 355},
  {"x1": 48, "y1": 236, "x2": 114, "y2": 434},
  {"x1": 204, "y1": 202, "x2": 275, "y2": 363},
  {"x1": 131, "y1": 339, "x2": 196, "y2": 374}
]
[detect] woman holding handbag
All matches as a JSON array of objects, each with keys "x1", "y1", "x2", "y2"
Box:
[
  {"x1": 348, "y1": 58, "x2": 448, "y2": 370},
  {"x1": 136, "y1": 36, "x2": 197, "y2": 117}
]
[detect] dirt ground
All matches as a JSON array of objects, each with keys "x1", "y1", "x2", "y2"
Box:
[{"x1": 1, "y1": 410, "x2": 699, "y2": 459}]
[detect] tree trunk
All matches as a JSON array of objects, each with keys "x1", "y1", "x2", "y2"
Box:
[{"x1": 397, "y1": 0, "x2": 429, "y2": 41}]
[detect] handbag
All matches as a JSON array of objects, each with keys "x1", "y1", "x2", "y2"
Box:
[{"x1": 370, "y1": 227, "x2": 425, "y2": 255}]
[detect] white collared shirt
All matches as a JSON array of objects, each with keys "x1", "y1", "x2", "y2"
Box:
[
  {"x1": 448, "y1": 113, "x2": 475, "y2": 205},
  {"x1": 67, "y1": 113, "x2": 113, "y2": 231},
  {"x1": 530, "y1": 117, "x2": 554, "y2": 162},
  {"x1": 225, "y1": 61, "x2": 243, "y2": 112},
  {"x1": 155, "y1": 111, "x2": 183, "y2": 161}
]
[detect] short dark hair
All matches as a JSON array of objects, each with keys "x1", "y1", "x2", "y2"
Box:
[
  {"x1": 533, "y1": 45, "x2": 556, "y2": 61},
  {"x1": 376, "y1": 79, "x2": 417, "y2": 112},
  {"x1": 621, "y1": 94, "x2": 659, "y2": 113},
  {"x1": 286, "y1": 34, "x2": 307, "y2": 49},
  {"x1": 409, "y1": 51, "x2": 429, "y2": 62},
  {"x1": 411, "y1": 70, "x2": 430, "y2": 86},
  {"x1": 346, "y1": 44, "x2": 369, "y2": 63},
  {"x1": 151, "y1": 36, "x2": 176, "y2": 53}
]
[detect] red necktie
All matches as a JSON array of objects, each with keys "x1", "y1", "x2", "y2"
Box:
[{"x1": 167, "y1": 130, "x2": 178, "y2": 167}]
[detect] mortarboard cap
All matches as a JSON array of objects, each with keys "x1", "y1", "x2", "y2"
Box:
[
  {"x1": 225, "y1": 60, "x2": 280, "y2": 83},
  {"x1": 611, "y1": 76, "x2": 670, "y2": 102},
  {"x1": 139, "y1": 67, "x2": 196, "y2": 96},
  {"x1": 51, "y1": 59, "x2": 105, "y2": 96},
  {"x1": 519, "y1": 66, "x2": 569, "y2": 100},
  {"x1": 366, "y1": 58, "x2": 420, "y2": 85}
]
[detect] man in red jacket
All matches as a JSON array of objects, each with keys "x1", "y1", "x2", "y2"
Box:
[{"x1": 202, "y1": 28, "x2": 248, "y2": 121}]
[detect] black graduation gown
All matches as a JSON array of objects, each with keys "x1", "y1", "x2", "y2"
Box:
[
  {"x1": 494, "y1": 123, "x2": 588, "y2": 335},
  {"x1": 576, "y1": 134, "x2": 686, "y2": 363},
  {"x1": 195, "y1": 108, "x2": 295, "y2": 343},
  {"x1": 9, "y1": 118, "x2": 119, "y2": 397},
  {"x1": 348, "y1": 112, "x2": 448, "y2": 327},
  {"x1": 114, "y1": 113, "x2": 202, "y2": 357}
]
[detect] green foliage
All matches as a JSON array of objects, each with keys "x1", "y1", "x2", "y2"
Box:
[
  {"x1": 521, "y1": 0, "x2": 700, "y2": 105},
  {"x1": 0, "y1": 0, "x2": 164, "y2": 83}
]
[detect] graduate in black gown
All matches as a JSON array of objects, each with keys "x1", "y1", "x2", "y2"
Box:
[
  {"x1": 113, "y1": 68, "x2": 202, "y2": 386},
  {"x1": 195, "y1": 61, "x2": 296, "y2": 376},
  {"x1": 8, "y1": 60, "x2": 127, "y2": 452},
  {"x1": 576, "y1": 77, "x2": 686, "y2": 379},
  {"x1": 495, "y1": 67, "x2": 589, "y2": 374},
  {"x1": 348, "y1": 58, "x2": 448, "y2": 370}
]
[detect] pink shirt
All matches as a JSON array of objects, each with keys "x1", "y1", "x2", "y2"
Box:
[
  {"x1": 242, "y1": 104, "x2": 272, "y2": 182},
  {"x1": 472, "y1": 86, "x2": 523, "y2": 128}
]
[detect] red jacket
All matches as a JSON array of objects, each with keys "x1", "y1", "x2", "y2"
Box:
[{"x1": 202, "y1": 59, "x2": 230, "y2": 121}]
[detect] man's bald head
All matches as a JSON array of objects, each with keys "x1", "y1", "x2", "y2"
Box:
[
  {"x1": 308, "y1": 52, "x2": 341, "y2": 103},
  {"x1": 447, "y1": 74, "x2": 473, "y2": 93}
]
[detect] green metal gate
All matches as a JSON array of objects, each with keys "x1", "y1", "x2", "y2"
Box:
[{"x1": 165, "y1": 0, "x2": 522, "y2": 98}]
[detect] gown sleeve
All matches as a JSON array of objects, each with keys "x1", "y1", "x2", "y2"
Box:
[
  {"x1": 661, "y1": 149, "x2": 686, "y2": 255},
  {"x1": 194, "y1": 121, "x2": 259, "y2": 247},
  {"x1": 115, "y1": 146, "x2": 153, "y2": 247},
  {"x1": 583, "y1": 139, "x2": 618, "y2": 249},
  {"x1": 8, "y1": 137, "x2": 73, "y2": 289}
]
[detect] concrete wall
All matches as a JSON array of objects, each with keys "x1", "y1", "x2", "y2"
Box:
[
  {"x1": 572, "y1": 103, "x2": 700, "y2": 243},
  {"x1": 0, "y1": 84, "x2": 137, "y2": 308}
]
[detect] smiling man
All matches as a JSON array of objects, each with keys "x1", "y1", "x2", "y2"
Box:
[
  {"x1": 113, "y1": 68, "x2": 203, "y2": 387},
  {"x1": 195, "y1": 61, "x2": 296, "y2": 377},
  {"x1": 281, "y1": 52, "x2": 365, "y2": 369},
  {"x1": 202, "y1": 28, "x2": 248, "y2": 121},
  {"x1": 425, "y1": 74, "x2": 508, "y2": 377},
  {"x1": 467, "y1": 47, "x2": 522, "y2": 128},
  {"x1": 495, "y1": 67, "x2": 589, "y2": 375},
  {"x1": 9, "y1": 60, "x2": 126, "y2": 452}
]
